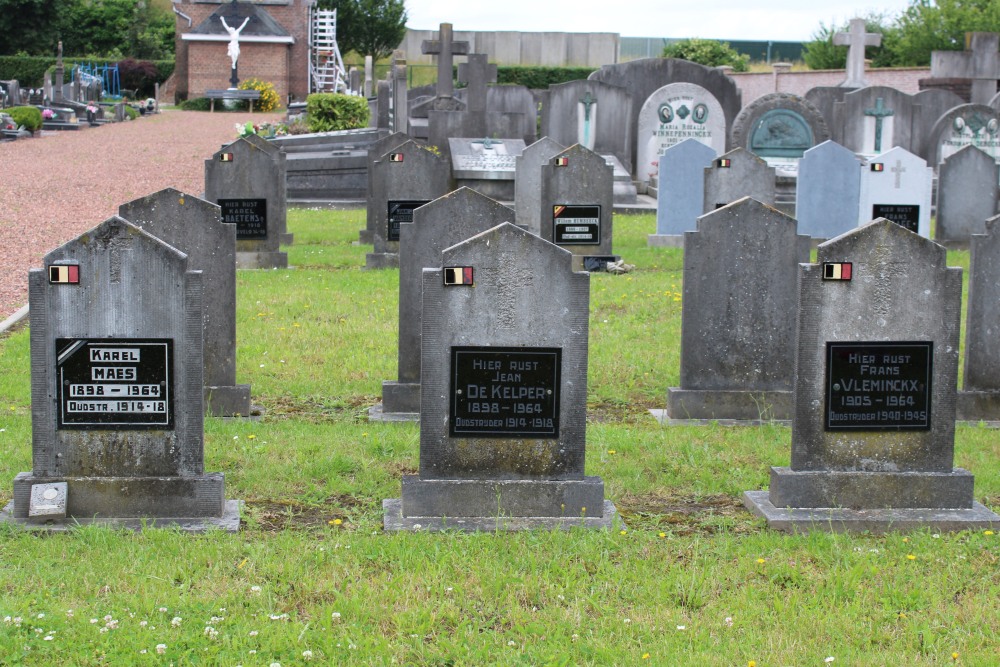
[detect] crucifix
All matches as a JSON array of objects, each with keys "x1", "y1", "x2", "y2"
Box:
[
  {"x1": 220, "y1": 0, "x2": 250, "y2": 88},
  {"x1": 864, "y1": 97, "x2": 894, "y2": 153},
  {"x1": 834, "y1": 18, "x2": 881, "y2": 88},
  {"x1": 421, "y1": 23, "x2": 470, "y2": 100},
  {"x1": 578, "y1": 91, "x2": 597, "y2": 149},
  {"x1": 95, "y1": 219, "x2": 134, "y2": 284}
]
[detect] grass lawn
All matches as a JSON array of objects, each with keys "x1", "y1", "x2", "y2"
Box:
[{"x1": 0, "y1": 209, "x2": 997, "y2": 665}]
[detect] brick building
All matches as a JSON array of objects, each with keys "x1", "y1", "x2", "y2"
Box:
[{"x1": 173, "y1": 0, "x2": 313, "y2": 104}]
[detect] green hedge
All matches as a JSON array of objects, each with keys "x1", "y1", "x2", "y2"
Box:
[
  {"x1": 0, "y1": 56, "x2": 173, "y2": 90},
  {"x1": 6, "y1": 106, "x2": 43, "y2": 131},
  {"x1": 305, "y1": 93, "x2": 369, "y2": 132},
  {"x1": 449, "y1": 66, "x2": 596, "y2": 90}
]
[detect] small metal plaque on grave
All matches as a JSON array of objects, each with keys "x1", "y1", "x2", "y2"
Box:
[
  {"x1": 28, "y1": 482, "x2": 68, "y2": 518},
  {"x1": 218, "y1": 198, "x2": 268, "y2": 240},
  {"x1": 56, "y1": 338, "x2": 174, "y2": 429},
  {"x1": 553, "y1": 205, "x2": 600, "y2": 245},
  {"x1": 450, "y1": 347, "x2": 561, "y2": 438},
  {"x1": 387, "y1": 200, "x2": 429, "y2": 242},
  {"x1": 825, "y1": 341, "x2": 932, "y2": 431},
  {"x1": 872, "y1": 204, "x2": 919, "y2": 233}
]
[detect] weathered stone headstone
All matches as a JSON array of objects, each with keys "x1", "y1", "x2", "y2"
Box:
[
  {"x1": 204, "y1": 136, "x2": 289, "y2": 269},
  {"x1": 242, "y1": 133, "x2": 292, "y2": 246},
  {"x1": 376, "y1": 80, "x2": 390, "y2": 129},
  {"x1": 931, "y1": 32, "x2": 1000, "y2": 105},
  {"x1": 833, "y1": 87, "x2": 917, "y2": 156},
  {"x1": 637, "y1": 82, "x2": 727, "y2": 186},
  {"x1": 366, "y1": 139, "x2": 451, "y2": 269},
  {"x1": 448, "y1": 136, "x2": 526, "y2": 201},
  {"x1": 421, "y1": 22, "x2": 470, "y2": 108},
  {"x1": 540, "y1": 79, "x2": 634, "y2": 171},
  {"x1": 539, "y1": 143, "x2": 617, "y2": 271},
  {"x1": 373, "y1": 188, "x2": 515, "y2": 421},
  {"x1": 389, "y1": 51, "x2": 409, "y2": 134},
  {"x1": 364, "y1": 55, "x2": 374, "y2": 98},
  {"x1": 383, "y1": 222, "x2": 618, "y2": 531},
  {"x1": 744, "y1": 219, "x2": 1000, "y2": 532},
  {"x1": 926, "y1": 103, "x2": 1000, "y2": 167},
  {"x1": 796, "y1": 140, "x2": 863, "y2": 240},
  {"x1": 119, "y1": 188, "x2": 252, "y2": 417},
  {"x1": 729, "y1": 92, "x2": 830, "y2": 174},
  {"x1": 665, "y1": 198, "x2": 810, "y2": 421},
  {"x1": 834, "y1": 18, "x2": 882, "y2": 88},
  {"x1": 648, "y1": 138, "x2": 716, "y2": 247},
  {"x1": 0, "y1": 217, "x2": 239, "y2": 530},
  {"x1": 858, "y1": 146, "x2": 932, "y2": 238},
  {"x1": 913, "y1": 89, "x2": 967, "y2": 159},
  {"x1": 936, "y1": 145, "x2": 999, "y2": 243},
  {"x1": 959, "y1": 216, "x2": 1000, "y2": 420},
  {"x1": 515, "y1": 137, "x2": 566, "y2": 237},
  {"x1": 702, "y1": 147, "x2": 776, "y2": 212},
  {"x1": 359, "y1": 131, "x2": 410, "y2": 245}
]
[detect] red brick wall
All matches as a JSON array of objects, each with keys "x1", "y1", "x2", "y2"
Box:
[
  {"x1": 187, "y1": 43, "x2": 290, "y2": 101},
  {"x1": 730, "y1": 67, "x2": 931, "y2": 105}
]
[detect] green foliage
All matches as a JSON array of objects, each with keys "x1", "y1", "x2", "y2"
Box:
[
  {"x1": 803, "y1": 14, "x2": 898, "y2": 70},
  {"x1": 239, "y1": 78, "x2": 282, "y2": 112},
  {"x1": 123, "y1": 104, "x2": 138, "y2": 120},
  {"x1": 5, "y1": 105, "x2": 42, "y2": 131},
  {"x1": 117, "y1": 58, "x2": 159, "y2": 97},
  {"x1": 661, "y1": 38, "x2": 749, "y2": 72},
  {"x1": 179, "y1": 97, "x2": 212, "y2": 111},
  {"x1": 495, "y1": 66, "x2": 597, "y2": 89},
  {"x1": 317, "y1": 0, "x2": 407, "y2": 61},
  {"x1": 0, "y1": 0, "x2": 61, "y2": 55},
  {"x1": 0, "y1": 56, "x2": 173, "y2": 90},
  {"x1": 893, "y1": 0, "x2": 1000, "y2": 66},
  {"x1": 306, "y1": 93, "x2": 370, "y2": 132}
]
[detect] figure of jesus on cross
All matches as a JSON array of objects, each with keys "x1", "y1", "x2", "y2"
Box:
[{"x1": 221, "y1": 16, "x2": 250, "y2": 71}]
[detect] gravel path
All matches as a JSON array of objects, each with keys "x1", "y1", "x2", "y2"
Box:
[{"x1": 0, "y1": 109, "x2": 284, "y2": 321}]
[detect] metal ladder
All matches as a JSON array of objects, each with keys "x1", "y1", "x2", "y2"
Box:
[{"x1": 309, "y1": 8, "x2": 347, "y2": 94}]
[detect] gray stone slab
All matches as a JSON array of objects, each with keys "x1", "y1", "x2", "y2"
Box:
[
  {"x1": 367, "y1": 401, "x2": 419, "y2": 423},
  {"x1": 858, "y1": 146, "x2": 933, "y2": 237},
  {"x1": 540, "y1": 79, "x2": 633, "y2": 171},
  {"x1": 743, "y1": 491, "x2": 998, "y2": 534},
  {"x1": 912, "y1": 89, "x2": 966, "y2": 160},
  {"x1": 516, "y1": 137, "x2": 566, "y2": 237},
  {"x1": 447, "y1": 136, "x2": 526, "y2": 200},
  {"x1": 361, "y1": 132, "x2": 410, "y2": 244},
  {"x1": 797, "y1": 140, "x2": 862, "y2": 240},
  {"x1": 962, "y1": 216, "x2": 1000, "y2": 407},
  {"x1": 833, "y1": 86, "x2": 917, "y2": 156},
  {"x1": 936, "y1": 145, "x2": 999, "y2": 243},
  {"x1": 666, "y1": 388, "x2": 793, "y2": 423},
  {"x1": 651, "y1": 138, "x2": 716, "y2": 244},
  {"x1": 384, "y1": 498, "x2": 620, "y2": 532},
  {"x1": 702, "y1": 147, "x2": 776, "y2": 211},
  {"x1": 927, "y1": 104, "x2": 1000, "y2": 168},
  {"x1": 1, "y1": 499, "x2": 242, "y2": 533},
  {"x1": 119, "y1": 188, "x2": 251, "y2": 417},
  {"x1": 730, "y1": 92, "x2": 830, "y2": 161}
]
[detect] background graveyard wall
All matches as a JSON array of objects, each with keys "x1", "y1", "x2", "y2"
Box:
[
  {"x1": 399, "y1": 30, "x2": 620, "y2": 67},
  {"x1": 729, "y1": 66, "x2": 930, "y2": 105}
]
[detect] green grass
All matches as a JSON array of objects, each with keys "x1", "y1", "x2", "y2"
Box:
[{"x1": 0, "y1": 211, "x2": 997, "y2": 665}]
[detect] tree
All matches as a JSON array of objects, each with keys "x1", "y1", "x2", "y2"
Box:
[
  {"x1": 0, "y1": 0, "x2": 61, "y2": 55},
  {"x1": 893, "y1": 0, "x2": 1000, "y2": 65},
  {"x1": 318, "y1": 0, "x2": 407, "y2": 61},
  {"x1": 661, "y1": 38, "x2": 749, "y2": 72}
]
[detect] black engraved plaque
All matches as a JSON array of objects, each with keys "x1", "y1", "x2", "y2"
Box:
[
  {"x1": 553, "y1": 205, "x2": 600, "y2": 245},
  {"x1": 219, "y1": 198, "x2": 268, "y2": 240},
  {"x1": 450, "y1": 347, "x2": 561, "y2": 438},
  {"x1": 56, "y1": 338, "x2": 173, "y2": 428},
  {"x1": 825, "y1": 341, "x2": 932, "y2": 431},
  {"x1": 872, "y1": 204, "x2": 919, "y2": 233},
  {"x1": 387, "y1": 200, "x2": 428, "y2": 242}
]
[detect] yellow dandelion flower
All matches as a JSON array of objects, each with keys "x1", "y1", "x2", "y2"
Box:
[
  {"x1": 985, "y1": 530, "x2": 994, "y2": 536},
  {"x1": 247, "y1": 434, "x2": 256, "y2": 440},
  {"x1": 952, "y1": 652, "x2": 959, "y2": 661},
  {"x1": 749, "y1": 662, "x2": 757, "y2": 667},
  {"x1": 641, "y1": 653, "x2": 650, "y2": 660},
  {"x1": 756, "y1": 558, "x2": 766, "y2": 564},
  {"x1": 658, "y1": 532, "x2": 666, "y2": 539},
  {"x1": 906, "y1": 554, "x2": 916, "y2": 560}
]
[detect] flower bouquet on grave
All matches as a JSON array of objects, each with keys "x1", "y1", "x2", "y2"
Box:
[{"x1": 41, "y1": 108, "x2": 54, "y2": 120}]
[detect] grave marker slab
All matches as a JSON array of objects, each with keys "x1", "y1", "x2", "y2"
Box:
[
  {"x1": 834, "y1": 18, "x2": 882, "y2": 88},
  {"x1": 649, "y1": 138, "x2": 716, "y2": 247},
  {"x1": 359, "y1": 132, "x2": 410, "y2": 245},
  {"x1": 858, "y1": 146, "x2": 932, "y2": 237},
  {"x1": 931, "y1": 32, "x2": 1000, "y2": 105},
  {"x1": 744, "y1": 219, "x2": 1000, "y2": 532},
  {"x1": 448, "y1": 137, "x2": 526, "y2": 201},
  {"x1": 372, "y1": 188, "x2": 514, "y2": 420},
  {"x1": 936, "y1": 145, "x2": 999, "y2": 244},
  {"x1": 702, "y1": 147, "x2": 776, "y2": 212},
  {"x1": 384, "y1": 222, "x2": 618, "y2": 531},
  {"x1": 540, "y1": 79, "x2": 633, "y2": 171},
  {"x1": 119, "y1": 188, "x2": 252, "y2": 417},
  {"x1": 1, "y1": 217, "x2": 239, "y2": 530},
  {"x1": 797, "y1": 140, "x2": 863, "y2": 240},
  {"x1": 833, "y1": 87, "x2": 917, "y2": 156},
  {"x1": 958, "y1": 216, "x2": 1000, "y2": 420},
  {"x1": 665, "y1": 198, "x2": 810, "y2": 422},
  {"x1": 515, "y1": 137, "x2": 566, "y2": 237},
  {"x1": 926, "y1": 103, "x2": 1000, "y2": 167},
  {"x1": 205, "y1": 136, "x2": 288, "y2": 269}
]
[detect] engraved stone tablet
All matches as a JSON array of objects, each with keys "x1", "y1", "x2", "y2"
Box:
[
  {"x1": 219, "y1": 198, "x2": 267, "y2": 240},
  {"x1": 387, "y1": 200, "x2": 429, "y2": 242},
  {"x1": 553, "y1": 205, "x2": 600, "y2": 245},
  {"x1": 872, "y1": 204, "x2": 920, "y2": 233}
]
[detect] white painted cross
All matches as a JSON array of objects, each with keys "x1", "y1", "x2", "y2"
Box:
[{"x1": 834, "y1": 18, "x2": 881, "y2": 88}]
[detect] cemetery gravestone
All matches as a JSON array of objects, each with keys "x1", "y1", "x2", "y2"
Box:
[
  {"x1": 540, "y1": 79, "x2": 633, "y2": 171},
  {"x1": 931, "y1": 32, "x2": 1000, "y2": 105},
  {"x1": 665, "y1": 198, "x2": 810, "y2": 421},
  {"x1": 204, "y1": 136, "x2": 289, "y2": 269},
  {"x1": 243, "y1": 133, "x2": 292, "y2": 246},
  {"x1": 366, "y1": 139, "x2": 451, "y2": 270},
  {"x1": 702, "y1": 148, "x2": 776, "y2": 212},
  {"x1": 729, "y1": 93, "x2": 830, "y2": 169},
  {"x1": 637, "y1": 82, "x2": 727, "y2": 186},
  {"x1": 958, "y1": 216, "x2": 1000, "y2": 421},
  {"x1": 119, "y1": 188, "x2": 252, "y2": 417},
  {"x1": 744, "y1": 219, "x2": 1000, "y2": 532},
  {"x1": 449, "y1": 137, "x2": 526, "y2": 201},
  {"x1": 833, "y1": 87, "x2": 917, "y2": 156},
  {"x1": 649, "y1": 138, "x2": 716, "y2": 247},
  {"x1": 539, "y1": 144, "x2": 617, "y2": 271},
  {"x1": 0, "y1": 218, "x2": 239, "y2": 530},
  {"x1": 858, "y1": 146, "x2": 932, "y2": 238},
  {"x1": 383, "y1": 222, "x2": 618, "y2": 531},
  {"x1": 515, "y1": 137, "x2": 566, "y2": 237},
  {"x1": 926, "y1": 103, "x2": 1000, "y2": 167},
  {"x1": 373, "y1": 188, "x2": 515, "y2": 420},
  {"x1": 796, "y1": 140, "x2": 863, "y2": 240},
  {"x1": 834, "y1": 18, "x2": 882, "y2": 88},
  {"x1": 936, "y1": 145, "x2": 999, "y2": 243},
  {"x1": 359, "y1": 131, "x2": 410, "y2": 245}
]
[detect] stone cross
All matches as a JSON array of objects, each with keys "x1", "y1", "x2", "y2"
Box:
[
  {"x1": 864, "y1": 97, "x2": 894, "y2": 153},
  {"x1": 94, "y1": 219, "x2": 133, "y2": 284},
  {"x1": 364, "y1": 55, "x2": 373, "y2": 97},
  {"x1": 891, "y1": 159, "x2": 906, "y2": 188},
  {"x1": 422, "y1": 23, "x2": 470, "y2": 99},
  {"x1": 834, "y1": 18, "x2": 881, "y2": 88},
  {"x1": 931, "y1": 32, "x2": 1000, "y2": 105},
  {"x1": 457, "y1": 53, "x2": 496, "y2": 113}
]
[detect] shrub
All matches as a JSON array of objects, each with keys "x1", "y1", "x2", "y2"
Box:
[
  {"x1": 7, "y1": 105, "x2": 42, "y2": 131},
  {"x1": 124, "y1": 105, "x2": 139, "y2": 120},
  {"x1": 179, "y1": 97, "x2": 212, "y2": 112},
  {"x1": 238, "y1": 78, "x2": 281, "y2": 112},
  {"x1": 494, "y1": 66, "x2": 597, "y2": 89},
  {"x1": 305, "y1": 93, "x2": 369, "y2": 132},
  {"x1": 118, "y1": 58, "x2": 160, "y2": 98},
  {"x1": 661, "y1": 38, "x2": 750, "y2": 72}
]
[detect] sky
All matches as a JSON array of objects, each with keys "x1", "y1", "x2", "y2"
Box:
[{"x1": 404, "y1": 0, "x2": 916, "y2": 42}]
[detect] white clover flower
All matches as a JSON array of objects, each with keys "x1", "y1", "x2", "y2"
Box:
[
  {"x1": 156, "y1": 644, "x2": 167, "y2": 654},
  {"x1": 249, "y1": 630, "x2": 258, "y2": 637},
  {"x1": 302, "y1": 650, "x2": 314, "y2": 660},
  {"x1": 331, "y1": 612, "x2": 341, "y2": 621},
  {"x1": 250, "y1": 585, "x2": 262, "y2": 594},
  {"x1": 140, "y1": 620, "x2": 148, "y2": 627},
  {"x1": 158, "y1": 607, "x2": 167, "y2": 613},
  {"x1": 204, "y1": 626, "x2": 219, "y2": 639},
  {"x1": 171, "y1": 617, "x2": 182, "y2": 627}
]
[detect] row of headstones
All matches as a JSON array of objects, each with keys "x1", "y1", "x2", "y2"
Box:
[
  {"x1": 360, "y1": 133, "x2": 620, "y2": 273},
  {"x1": 650, "y1": 139, "x2": 999, "y2": 245}
]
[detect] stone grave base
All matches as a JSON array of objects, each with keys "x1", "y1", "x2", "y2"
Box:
[
  {"x1": 766, "y1": 466, "x2": 977, "y2": 509},
  {"x1": 1, "y1": 500, "x2": 242, "y2": 533},
  {"x1": 205, "y1": 384, "x2": 253, "y2": 418},
  {"x1": 647, "y1": 234, "x2": 684, "y2": 248},
  {"x1": 357, "y1": 229, "x2": 374, "y2": 245},
  {"x1": 9, "y1": 473, "x2": 234, "y2": 527},
  {"x1": 742, "y1": 491, "x2": 999, "y2": 534},
  {"x1": 384, "y1": 475, "x2": 618, "y2": 531},
  {"x1": 281, "y1": 233, "x2": 294, "y2": 246},
  {"x1": 236, "y1": 251, "x2": 288, "y2": 270},
  {"x1": 380, "y1": 380, "x2": 420, "y2": 414},
  {"x1": 956, "y1": 390, "x2": 1000, "y2": 423},
  {"x1": 666, "y1": 388, "x2": 793, "y2": 422},
  {"x1": 365, "y1": 252, "x2": 399, "y2": 269},
  {"x1": 367, "y1": 403, "x2": 419, "y2": 422}
]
